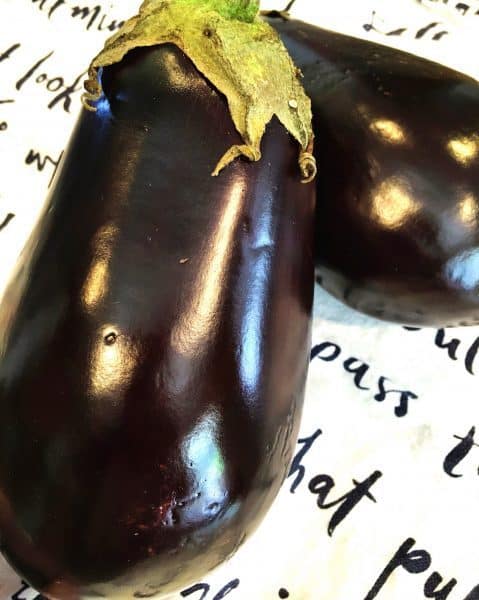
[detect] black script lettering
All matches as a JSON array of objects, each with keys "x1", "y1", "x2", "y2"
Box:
[
  {"x1": 181, "y1": 583, "x2": 209, "y2": 600},
  {"x1": 16, "y1": 51, "x2": 54, "y2": 90},
  {"x1": 424, "y1": 572, "x2": 457, "y2": 599},
  {"x1": 364, "y1": 12, "x2": 448, "y2": 40},
  {"x1": 310, "y1": 341, "x2": 341, "y2": 362},
  {"x1": 31, "y1": 0, "x2": 65, "y2": 17},
  {"x1": 387, "y1": 27, "x2": 408, "y2": 36},
  {"x1": 456, "y1": 3, "x2": 470, "y2": 15},
  {"x1": 0, "y1": 43, "x2": 21, "y2": 65},
  {"x1": 70, "y1": 5, "x2": 124, "y2": 32},
  {"x1": 308, "y1": 473, "x2": 334, "y2": 506},
  {"x1": 50, "y1": 0, "x2": 65, "y2": 17},
  {"x1": 308, "y1": 470, "x2": 382, "y2": 536},
  {"x1": 416, "y1": 22, "x2": 440, "y2": 38},
  {"x1": 181, "y1": 579, "x2": 240, "y2": 599},
  {"x1": 16, "y1": 52, "x2": 83, "y2": 113},
  {"x1": 432, "y1": 29, "x2": 449, "y2": 40},
  {"x1": 49, "y1": 0, "x2": 66, "y2": 17},
  {"x1": 435, "y1": 329, "x2": 460, "y2": 360},
  {"x1": 343, "y1": 357, "x2": 370, "y2": 390},
  {"x1": 0, "y1": 98, "x2": 12, "y2": 131},
  {"x1": 405, "y1": 327, "x2": 479, "y2": 376},
  {"x1": 464, "y1": 585, "x2": 479, "y2": 599},
  {"x1": 363, "y1": 11, "x2": 407, "y2": 35},
  {"x1": 31, "y1": 0, "x2": 49, "y2": 10},
  {"x1": 311, "y1": 341, "x2": 417, "y2": 416},
  {"x1": 212, "y1": 580, "x2": 240, "y2": 599},
  {"x1": 97, "y1": 13, "x2": 125, "y2": 32},
  {"x1": 364, "y1": 538, "x2": 431, "y2": 600},
  {"x1": 0, "y1": 213, "x2": 15, "y2": 232},
  {"x1": 288, "y1": 428, "x2": 322, "y2": 493},
  {"x1": 465, "y1": 336, "x2": 479, "y2": 375},
  {"x1": 71, "y1": 4, "x2": 101, "y2": 30},
  {"x1": 25, "y1": 149, "x2": 64, "y2": 186},
  {"x1": 47, "y1": 71, "x2": 84, "y2": 112},
  {"x1": 443, "y1": 427, "x2": 479, "y2": 478},
  {"x1": 374, "y1": 376, "x2": 418, "y2": 418}
]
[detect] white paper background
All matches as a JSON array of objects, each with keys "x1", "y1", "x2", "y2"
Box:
[{"x1": 0, "y1": 1, "x2": 478, "y2": 599}]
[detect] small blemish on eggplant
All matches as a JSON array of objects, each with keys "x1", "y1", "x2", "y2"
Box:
[
  {"x1": 206, "y1": 502, "x2": 220, "y2": 515},
  {"x1": 242, "y1": 216, "x2": 251, "y2": 234},
  {"x1": 104, "y1": 332, "x2": 117, "y2": 345}
]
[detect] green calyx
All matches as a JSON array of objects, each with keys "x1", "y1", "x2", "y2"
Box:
[
  {"x1": 82, "y1": 0, "x2": 316, "y2": 183},
  {"x1": 184, "y1": 0, "x2": 260, "y2": 22}
]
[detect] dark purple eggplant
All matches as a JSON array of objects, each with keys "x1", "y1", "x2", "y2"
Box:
[
  {"x1": 0, "y1": 34, "x2": 314, "y2": 600},
  {"x1": 268, "y1": 14, "x2": 479, "y2": 326}
]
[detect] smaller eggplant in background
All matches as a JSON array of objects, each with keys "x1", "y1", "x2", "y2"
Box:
[
  {"x1": 0, "y1": 1, "x2": 316, "y2": 598},
  {"x1": 267, "y1": 9, "x2": 479, "y2": 327}
]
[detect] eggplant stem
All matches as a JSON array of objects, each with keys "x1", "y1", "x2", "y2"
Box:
[
  {"x1": 299, "y1": 152, "x2": 316, "y2": 184},
  {"x1": 82, "y1": 90, "x2": 101, "y2": 111},
  {"x1": 299, "y1": 137, "x2": 317, "y2": 184},
  {"x1": 212, "y1": 144, "x2": 261, "y2": 176},
  {"x1": 82, "y1": 0, "x2": 316, "y2": 182}
]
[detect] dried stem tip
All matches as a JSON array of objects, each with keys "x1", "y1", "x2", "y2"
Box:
[{"x1": 83, "y1": 0, "x2": 317, "y2": 182}]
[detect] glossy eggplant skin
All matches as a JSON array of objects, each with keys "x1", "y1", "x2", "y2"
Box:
[
  {"x1": 0, "y1": 45, "x2": 314, "y2": 598},
  {"x1": 269, "y1": 16, "x2": 479, "y2": 326}
]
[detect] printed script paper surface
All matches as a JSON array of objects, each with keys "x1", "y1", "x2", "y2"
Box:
[{"x1": 1, "y1": 0, "x2": 479, "y2": 598}]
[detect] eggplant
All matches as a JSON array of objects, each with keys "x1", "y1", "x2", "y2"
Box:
[
  {"x1": 0, "y1": 3, "x2": 315, "y2": 597},
  {"x1": 268, "y1": 13, "x2": 479, "y2": 326}
]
